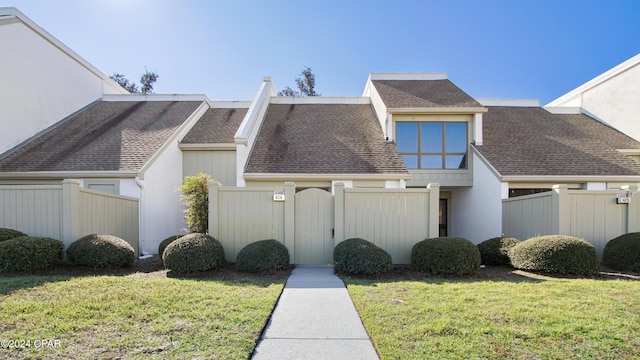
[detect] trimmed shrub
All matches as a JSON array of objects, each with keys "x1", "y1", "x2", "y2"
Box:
[
  {"x1": 334, "y1": 238, "x2": 393, "y2": 275},
  {"x1": 67, "y1": 234, "x2": 135, "y2": 269},
  {"x1": 0, "y1": 236, "x2": 64, "y2": 272},
  {"x1": 508, "y1": 235, "x2": 600, "y2": 275},
  {"x1": 477, "y1": 237, "x2": 520, "y2": 265},
  {"x1": 158, "y1": 235, "x2": 183, "y2": 257},
  {"x1": 0, "y1": 228, "x2": 27, "y2": 242},
  {"x1": 163, "y1": 233, "x2": 225, "y2": 273},
  {"x1": 236, "y1": 239, "x2": 290, "y2": 272},
  {"x1": 602, "y1": 232, "x2": 640, "y2": 272},
  {"x1": 412, "y1": 237, "x2": 480, "y2": 275}
]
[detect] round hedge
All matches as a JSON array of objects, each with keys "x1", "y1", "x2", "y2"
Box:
[
  {"x1": 508, "y1": 235, "x2": 600, "y2": 275},
  {"x1": 412, "y1": 237, "x2": 480, "y2": 275},
  {"x1": 0, "y1": 236, "x2": 64, "y2": 272},
  {"x1": 67, "y1": 234, "x2": 135, "y2": 269},
  {"x1": 158, "y1": 235, "x2": 183, "y2": 257},
  {"x1": 333, "y1": 238, "x2": 393, "y2": 275},
  {"x1": 236, "y1": 239, "x2": 290, "y2": 272},
  {"x1": 0, "y1": 228, "x2": 28, "y2": 242},
  {"x1": 477, "y1": 237, "x2": 520, "y2": 266},
  {"x1": 602, "y1": 232, "x2": 640, "y2": 272},
  {"x1": 163, "y1": 233, "x2": 225, "y2": 273}
]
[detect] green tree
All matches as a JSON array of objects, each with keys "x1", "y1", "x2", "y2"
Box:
[
  {"x1": 110, "y1": 69, "x2": 159, "y2": 94},
  {"x1": 180, "y1": 173, "x2": 211, "y2": 234},
  {"x1": 278, "y1": 66, "x2": 320, "y2": 96}
]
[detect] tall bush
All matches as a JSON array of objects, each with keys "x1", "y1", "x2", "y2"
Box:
[
  {"x1": 508, "y1": 235, "x2": 599, "y2": 275},
  {"x1": 180, "y1": 173, "x2": 211, "y2": 233}
]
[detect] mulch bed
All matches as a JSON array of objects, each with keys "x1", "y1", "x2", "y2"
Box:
[{"x1": 4, "y1": 256, "x2": 638, "y2": 282}]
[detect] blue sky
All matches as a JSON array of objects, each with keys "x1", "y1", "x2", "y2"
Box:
[{"x1": 3, "y1": 0, "x2": 640, "y2": 103}]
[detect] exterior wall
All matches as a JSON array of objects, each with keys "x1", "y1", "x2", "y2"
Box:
[
  {"x1": 547, "y1": 54, "x2": 640, "y2": 142},
  {"x1": 182, "y1": 150, "x2": 236, "y2": 186},
  {"x1": 0, "y1": 15, "x2": 125, "y2": 154},
  {"x1": 139, "y1": 140, "x2": 188, "y2": 255},
  {"x1": 452, "y1": 151, "x2": 503, "y2": 243},
  {"x1": 580, "y1": 62, "x2": 640, "y2": 141}
]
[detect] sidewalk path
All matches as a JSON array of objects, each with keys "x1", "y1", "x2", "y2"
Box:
[{"x1": 251, "y1": 266, "x2": 379, "y2": 360}]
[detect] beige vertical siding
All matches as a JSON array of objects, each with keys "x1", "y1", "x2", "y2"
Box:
[
  {"x1": 79, "y1": 188, "x2": 139, "y2": 255},
  {"x1": 294, "y1": 189, "x2": 334, "y2": 265},
  {"x1": 214, "y1": 187, "x2": 286, "y2": 262},
  {"x1": 502, "y1": 192, "x2": 554, "y2": 240},
  {"x1": 343, "y1": 188, "x2": 431, "y2": 264},
  {"x1": 0, "y1": 185, "x2": 63, "y2": 239},
  {"x1": 183, "y1": 150, "x2": 236, "y2": 186}
]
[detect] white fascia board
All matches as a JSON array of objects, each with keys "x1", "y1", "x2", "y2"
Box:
[
  {"x1": 500, "y1": 175, "x2": 640, "y2": 183},
  {"x1": 270, "y1": 96, "x2": 370, "y2": 104},
  {"x1": 388, "y1": 107, "x2": 488, "y2": 114},
  {"x1": 0, "y1": 7, "x2": 129, "y2": 94},
  {"x1": 102, "y1": 94, "x2": 211, "y2": 102},
  {"x1": 544, "y1": 106, "x2": 582, "y2": 114},
  {"x1": 471, "y1": 146, "x2": 502, "y2": 179},
  {"x1": 478, "y1": 99, "x2": 540, "y2": 107},
  {"x1": 0, "y1": 171, "x2": 138, "y2": 179},
  {"x1": 234, "y1": 78, "x2": 274, "y2": 144},
  {"x1": 243, "y1": 173, "x2": 412, "y2": 181},
  {"x1": 617, "y1": 149, "x2": 640, "y2": 155},
  {"x1": 139, "y1": 101, "x2": 209, "y2": 178},
  {"x1": 179, "y1": 143, "x2": 236, "y2": 150},
  {"x1": 546, "y1": 53, "x2": 640, "y2": 107},
  {"x1": 370, "y1": 72, "x2": 448, "y2": 80}
]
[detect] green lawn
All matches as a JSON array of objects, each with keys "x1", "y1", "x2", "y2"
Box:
[
  {"x1": 345, "y1": 271, "x2": 640, "y2": 359},
  {"x1": 0, "y1": 269, "x2": 287, "y2": 359}
]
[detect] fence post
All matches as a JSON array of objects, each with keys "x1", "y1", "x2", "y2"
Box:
[
  {"x1": 427, "y1": 183, "x2": 440, "y2": 238},
  {"x1": 552, "y1": 184, "x2": 569, "y2": 235},
  {"x1": 284, "y1": 182, "x2": 296, "y2": 264},
  {"x1": 208, "y1": 181, "x2": 221, "y2": 239},
  {"x1": 628, "y1": 185, "x2": 639, "y2": 233},
  {"x1": 61, "y1": 179, "x2": 81, "y2": 250},
  {"x1": 334, "y1": 182, "x2": 345, "y2": 246}
]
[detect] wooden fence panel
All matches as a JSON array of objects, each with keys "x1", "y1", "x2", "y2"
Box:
[
  {"x1": 502, "y1": 192, "x2": 553, "y2": 240},
  {"x1": 214, "y1": 186, "x2": 286, "y2": 262},
  {"x1": 0, "y1": 185, "x2": 63, "y2": 239},
  {"x1": 79, "y1": 188, "x2": 139, "y2": 255},
  {"x1": 567, "y1": 191, "x2": 628, "y2": 257},
  {"x1": 343, "y1": 188, "x2": 431, "y2": 264}
]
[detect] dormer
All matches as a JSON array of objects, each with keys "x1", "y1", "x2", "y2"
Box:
[{"x1": 364, "y1": 73, "x2": 487, "y2": 186}]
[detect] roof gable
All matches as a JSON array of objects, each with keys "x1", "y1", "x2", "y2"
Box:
[
  {"x1": 476, "y1": 106, "x2": 640, "y2": 177},
  {"x1": 245, "y1": 103, "x2": 408, "y2": 175},
  {"x1": 371, "y1": 79, "x2": 482, "y2": 109},
  {"x1": 0, "y1": 100, "x2": 203, "y2": 173}
]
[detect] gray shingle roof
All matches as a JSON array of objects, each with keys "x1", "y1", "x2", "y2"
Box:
[
  {"x1": 372, "y1": 79, "x2": 483, "y2": 108},
  {"x1": 476, "y1": 106, "x2": 640, "y2": 176},
  {"x1": 245, "y1": 103, "x2": 408, "y2": 175},
  {"x1": 0, "y1": 100, "x2": 203, "y2": 172},
  {"x1": 181, "y1": 107, "x2": 248, "y2": 144}
]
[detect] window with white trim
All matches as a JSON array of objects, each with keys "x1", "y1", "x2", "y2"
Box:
[{"x1": 396, "y1": 122, "x2": 468, "y2": 169}]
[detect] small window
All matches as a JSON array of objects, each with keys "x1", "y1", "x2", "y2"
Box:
[
  {"x1": 509, "y1": 188, "x2": 551, "y2": 198},
  {"x1": 396, "y1": 121, "x2": 468, "y2": 169},
  {"x1": 85, "y1": 180, "x2": 119, "y2": 194}
]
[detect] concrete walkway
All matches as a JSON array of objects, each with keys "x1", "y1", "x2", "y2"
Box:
[{"x1": 251, "y1": 266, "x2": 379, "y2": 360}]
